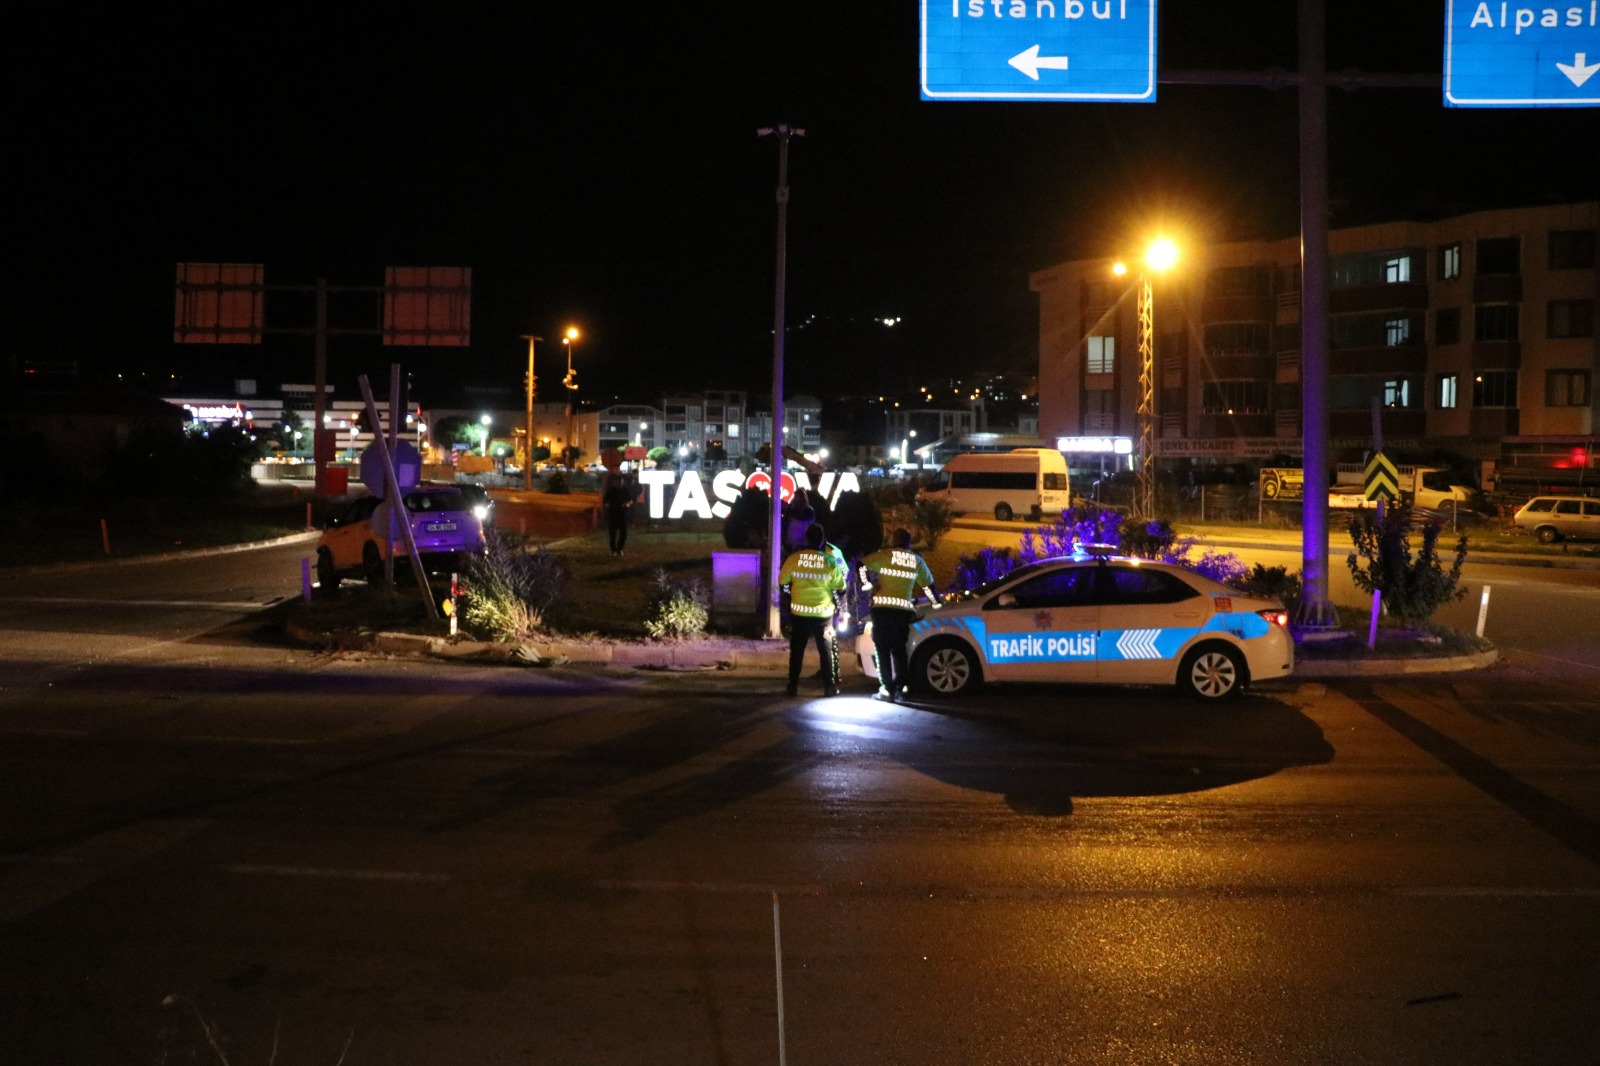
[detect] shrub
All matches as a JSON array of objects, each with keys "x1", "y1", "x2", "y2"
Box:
[
  {"x1": 1239, "y1": 564, "x2": 1302, "y2": 605},
  {"x1": 944, "y1": 503, "x2": 1251, "y2": 595},
  {"x1": 952, "y1": 546, "x2": 1017, "y2": 593},
  {"x1": 1347, "y1": 504, "x2": 1469, "y2": 624},
  {"x1": 911, "y1": 496, "x2": 954, "y2": 549},
  {"x1": 644, "y1": 568, "x2": 710, "y2": 640},
  {"x1": 459, "y1": 532, "x2": 570, "y2": 640}
]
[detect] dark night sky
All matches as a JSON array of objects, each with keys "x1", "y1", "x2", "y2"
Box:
[{"x1": 11, "y1": 3, "x2": 1597, "y2": 406}]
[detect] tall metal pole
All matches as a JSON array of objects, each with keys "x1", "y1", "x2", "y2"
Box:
[
  {"x1": 1296, "y1": 0, "x2": 1337, "y2": 627},
  {"x1": 759, "y1": 124, "x2": 804, "y2": 640},
  {"x1": 1135, "y1": 274, "x2": 1156, "y2": 519},
  {"x1": 312, "y1": 278, "x2": 329, "y2": 508},
  {"x1": 522, "y1": 335, "x2": 541, "y2": 491},
  {"x1": 564, "y1": 338, "x2": 578, "y2": 470}
]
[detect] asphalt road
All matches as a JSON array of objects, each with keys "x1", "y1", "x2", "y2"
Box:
[{"x1": 2, "y1": 543, "x2": 1598, "y2": 1063}]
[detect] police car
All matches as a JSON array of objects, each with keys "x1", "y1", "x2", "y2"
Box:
[{"x1": 858, "y1": 551, "x2": 1293, "y2": 701}]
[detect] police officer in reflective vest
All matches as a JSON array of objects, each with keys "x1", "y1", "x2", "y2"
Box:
[
  {"x1": 859, "y1": 527, "x2": 937, "y2": 702},
  {"x1": 779, "y1": 523, "x2": 847, "y2": 697}
]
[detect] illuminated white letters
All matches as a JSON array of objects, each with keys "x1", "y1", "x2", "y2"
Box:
[
  {"x1": 667, "y1": 471, "x2": 712, "y2": 520},
  {"x1": 1469, "y1": 1, "x2": 1597, "y2": 29},
  {"x1": 637, "y1": 469, "x2": 863, "y2": 520}
]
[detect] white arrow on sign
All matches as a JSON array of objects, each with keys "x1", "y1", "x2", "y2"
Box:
[
  {"x1": 1008, "y1": 45, "x2": 1070, "y2": 81},
  {"x1": 1556, "y1": 52, "x2": 1600, "y2": 88}
]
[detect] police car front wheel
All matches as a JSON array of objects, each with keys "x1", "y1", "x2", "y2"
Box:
[
  {"x1": 1178, "y1": 642, "x2": 1246, "y2": 701},
  {"x1": 911, "y1": 640, "x2": 979, "y2": 696}
]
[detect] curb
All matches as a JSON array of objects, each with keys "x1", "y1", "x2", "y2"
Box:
[
  {"x1": 284, "y1": 619, "x2": 790, "y2": 672},
  {"x1": 1291, "y1": 646, "x2": 1499, "y2": 678},
  {"x1": 285, "y1": 618, "x2": 1496, "y2": 680}
]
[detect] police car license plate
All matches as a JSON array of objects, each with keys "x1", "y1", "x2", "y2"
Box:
[{"x1": 424, "y1": 521, "x2": 457, "y2": 532}]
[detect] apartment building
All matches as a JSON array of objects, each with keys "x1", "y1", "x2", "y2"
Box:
[{"x1": 1031, "y1": 202, "x2": 1598, "y2": 487}]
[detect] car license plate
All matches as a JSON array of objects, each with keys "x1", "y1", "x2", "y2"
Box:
[{"x1": 424, "y1": 522, "x2": 458, "y2": 532}]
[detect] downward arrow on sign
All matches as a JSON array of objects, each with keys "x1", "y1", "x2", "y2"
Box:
[
  {"x1": 1556, "y1": 52, "x2": 1600, "y2": 87},
  {"x1": 1009, "y1": 45, "x2": 1070, "y2": 81}
]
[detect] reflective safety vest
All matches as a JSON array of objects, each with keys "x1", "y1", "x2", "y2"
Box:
[
  {"x1": 780, "y1": 547, "x2": 846, "y2": 618},
  {"x1": 859, "y1": 547, "x2": 935, "y2": 612}
]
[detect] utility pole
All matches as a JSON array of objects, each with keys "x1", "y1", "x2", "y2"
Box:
[
  {"x1": 758, "y1": 123, "x2": 804, "y2": 641},
  {"x1": 522, "y1": 334, "x2": 541, "y2": 491}
]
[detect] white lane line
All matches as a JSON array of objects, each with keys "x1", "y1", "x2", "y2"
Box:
[
  {"x1": 225, "y1": 864, "x2": 449, "y2": 883},
  {"x1": 1496, "y1": 647, "x2": 1600, "y2": 672},
  {"x1": 1394, "y1": 887, "x2": 1600, "y2": 898},
  {"x1": 0, "y1": 727, "x2": 90, "y2": 737},
  {"x1": 0, "y1": 597, "x2": 268, "y2": 611},
  {"x1": 596, "y1": 880, "x2": 824, "y2": 895},
  {"x1": 182, "y1": 735, "x2": 315, "y2": 746}
]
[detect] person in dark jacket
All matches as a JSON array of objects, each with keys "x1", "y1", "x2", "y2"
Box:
[{"x1": 602, "y1": 471, "x2": 637, "y2": 555}]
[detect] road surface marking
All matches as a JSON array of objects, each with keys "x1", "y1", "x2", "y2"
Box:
[
  {"x1": 0, "y1": 596, "x2": 268, "y2": 611},
  {"x1": 225, "y1": 864, "x2": 449, "y2": 883}
]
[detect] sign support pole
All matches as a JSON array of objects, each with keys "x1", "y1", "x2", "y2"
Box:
[{"x1": 759, "y1": 124, "x2": 803, "y2": 641}]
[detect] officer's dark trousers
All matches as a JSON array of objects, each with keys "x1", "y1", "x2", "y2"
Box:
[
  {"x1": 788, "y1": 615, "x2": 837, "y2": 689},
  {"x1": 870, "y1": 607, "x2": 915, "y2": 694},
  {"x1": 606, "y1": 507, "x2": 629, "y2": 554}
]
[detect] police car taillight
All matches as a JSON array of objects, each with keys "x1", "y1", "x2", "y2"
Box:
[{"x1": 1258, "y1": 609, "x2": 1290, "y2": 628}]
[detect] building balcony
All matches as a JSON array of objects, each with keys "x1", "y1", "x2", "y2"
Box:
[
  {"x1": 1275, "y1": 350, "x2": 1299, "y2": 384},
  {"x1": 1470, "y1": 341, "x2": 1522, "y2": 369},
  {"x1": 1470, "y1": 409, "x2": 1520, "y2": 437},
  {"x1": 1473, "y1": 274, "x2": 1523, "y2": 303},
  {"x1": 1205, "y1": 352, "x2": 1275, "y2": 379},
  {"x1": 1198, "y1": 412, "x2": 1274, "y2": 438},
  {"x1": 1329, "y1": 282, "x2": 1430, "y2": 314},
  {"x1": 1200, "y1": 294, "x2": 1274, "y2": 323},
  {"x1": 1331, "y1": 409, "x2": 1425, "y2": 439},
  {"x1": 1328, "y1": 345, "x2": 1428, "y2": 374}
]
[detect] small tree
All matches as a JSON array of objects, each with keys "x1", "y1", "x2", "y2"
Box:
[
  {"x1": 911, "y1": 496, "x2": 954, "y2": 550},
  {"x1": 647, "y1": 446, "x2": 670, "y2": 467},
  {"x1": 1346, "y1": 504, "x2": 1468, "y2": 624}
]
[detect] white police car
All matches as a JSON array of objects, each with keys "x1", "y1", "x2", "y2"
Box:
[{"x1": 859, "y1": 552, "x2": 1293, "y2": 700}]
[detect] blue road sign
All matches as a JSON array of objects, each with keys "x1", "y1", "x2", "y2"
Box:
[
  {"x1": 1445, "y1": 0, "x2": 1600, "y2": 106},
  {"x1": 920, "y1": 0, "x2": 1157, "y2": 102}
]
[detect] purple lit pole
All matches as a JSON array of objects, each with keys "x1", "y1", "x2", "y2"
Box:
[
  {"x1": 759, "y1": 124, "x2": 804, "y2": 640},
  {"x1": 1296, "y1": 0, "x2": 1337, "y2": 626}
]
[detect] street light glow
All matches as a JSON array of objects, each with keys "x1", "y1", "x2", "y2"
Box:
[{"x1": 1145, "y1": 237, "x2": 1180, "y2": 272}]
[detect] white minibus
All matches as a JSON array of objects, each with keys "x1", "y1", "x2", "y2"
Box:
[{"x1": 917, "y1": 448, "x2": 1071, "y2": 521}]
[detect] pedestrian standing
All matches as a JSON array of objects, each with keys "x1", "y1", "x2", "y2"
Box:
[
  {"x1": 602, "y1": 470, "x2": 636, "y2": 555},
  {"x1": 859, "y1": 527, "x2": 937, "y2": 702},
  {"x1": 779, "y1": 523, "x2": 846, "y2": 697}
]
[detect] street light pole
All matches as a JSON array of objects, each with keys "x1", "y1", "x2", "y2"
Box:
[
  {"x1": 521, "y1": 334, "x2": 541, "y2": 491},
  {"x1": 1135, "y1": 273, "x2": 1156, "y2": 519},
  {"x1": 562, "y1": 326, "x2": 580, "y2": 471},
  {"x1": 758, "y1": 123, "x2": 804, "y2": 641}
]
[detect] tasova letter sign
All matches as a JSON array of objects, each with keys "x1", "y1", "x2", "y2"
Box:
[
  {"x1": 637, "y1": 469, "x2": 862, "y2": 521},
  {"x1": 1445, "y1": 0, "x2": 1600, "y2": 106},
  {"x1": 920, "y1": 0, "x2": 1157, "y2": 102}
]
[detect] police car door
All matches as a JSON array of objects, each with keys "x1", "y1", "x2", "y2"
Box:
[
  {"x1": 978, "y1": 564, "x2": 1100, "y2": 682},
  {"x1": 1096, "y1": 565, "x2": 1208, "y2": 683}
]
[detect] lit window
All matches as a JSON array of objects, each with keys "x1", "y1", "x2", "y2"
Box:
[
  {"x1": 1384, "y1": 256, "x2": 1410, "y2": 283},
  {"x1": 1384, "y1": 317, "x2": 1411, "y2": 346},
  {"x1": 1436, "y1": 374, "x2": 1458, "y2": 410},
  {"x1": 1086, "y1": 336, "x2": 1115, "y2": 374},
  {"x1": 1437, "y1": 243, "x2": 1461, "y2": 281}
]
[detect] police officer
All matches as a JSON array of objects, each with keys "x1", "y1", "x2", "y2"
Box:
[
  {"x1": 859, "y1": 527, "x2": 937, "y2": 702},
  {"x1": 779, "y1": 523, "x2": 846, "y2": 697}
]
